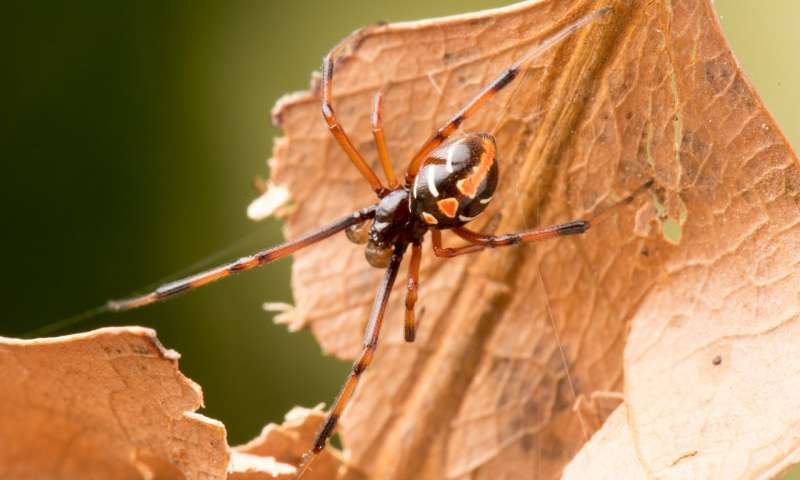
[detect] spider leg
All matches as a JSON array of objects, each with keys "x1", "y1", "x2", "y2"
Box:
[
  {"x1": 404, "y1": 6, "x2": 610, "y2": 185},
  {"x1": 107, "y1": 205, "x2": 377, "y2": 311},
  {"x1": 430, "y1": 220, "x2": 589, "y2": 258},
  {"x1": 372, "y1": 91, "x2": 399, "y2": 189},
  {"x1": 323, "y1": 53, "x2": 387, "y2": 197},
  {"x1": 403, "y1": 241, "x2": 422, "y2": 342},
  {"x1": 296, "y1": 243, "x2": 407, "y2": 479}
]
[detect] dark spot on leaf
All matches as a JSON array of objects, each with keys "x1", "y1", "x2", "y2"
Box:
[
  {"x1": 541, "y1": 436, "x2": 564, "y2": 459},
  {"x1": 133, "y1": 345, "x2": 152, "y2": 355},
  {"x1": 497, "y1": 391, "x2": 510, "y2": 408},
  {"x1": 510, "y1": 415, "x2": 523, "y2": 432},
  {"x1": 555, "y1": 376, "x2": 578, "y2": 411},
  {"x1": 520, "y1": 433, "x2": 535, "y2": 452},
  {"x1": 523, "y1": 398, "x2": 540, "y2": 418}
]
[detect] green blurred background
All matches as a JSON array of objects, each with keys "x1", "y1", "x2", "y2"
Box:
[{"x1": 2, "y1": 0, "x2": 798, "y2": 470}]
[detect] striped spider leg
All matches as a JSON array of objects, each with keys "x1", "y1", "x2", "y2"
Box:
[
  {"x1": 404, "y1": 5, "x2": 611, "y2": 185},
  {"x1": 295, "y1": 243, "x2": 407, "y2": 480},
  {"x1": 430, "y1": 221, "x2": 591, "y2": 258},
  {"x1": 107, "y1": 206, "x2": 377, "y2": 311}
]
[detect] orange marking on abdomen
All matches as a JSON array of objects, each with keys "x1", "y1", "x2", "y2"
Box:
[
  {"x1": 436, "y1": 197, "x2": 459, "y2": 218},
  {"x1": 457, "y1": 141, "x2": 495, "y2": 198},
  {"x1": 422, "y1": 212, "x2": 439, "y2": 225}
]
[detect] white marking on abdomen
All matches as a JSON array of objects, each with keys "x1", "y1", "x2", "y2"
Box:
[
  {"x1": 446, "y1": 146, "x2": 456, "y2": 173},
  {"x1": 459, "y1": 213, "x2": 479, "y2": 222},
  {"x1": 479, "y1": 196, "x2": 493, "y2": 204},
  {"x1": 426, "y1": 167, "x2": 440, "y2": 197}
]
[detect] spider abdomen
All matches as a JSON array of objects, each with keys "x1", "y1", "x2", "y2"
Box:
[{"x1": 410, "y1": 133, "x2": 498, "y2": 228}]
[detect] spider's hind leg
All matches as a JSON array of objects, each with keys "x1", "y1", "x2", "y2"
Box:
[
  {"x1": 295, "y1": 243, "x2": 407, "y2": 479},
  {"x1": 430, "y1": 220, "x2": 589, "y2": 258}
]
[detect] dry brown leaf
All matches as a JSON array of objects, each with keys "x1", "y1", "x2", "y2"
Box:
[
  {"x1": 0, "y1": 328, "x2": 343, "y2": 480},
  {"x1": 0, "y1": 327, "x2": 228, "y2": 480},
  {"x1": 256, "y1": 0, "x2": 800, "y2": 479},
  {"x1": 230, "y1": 405, "x2": 342, "y2": 480}
]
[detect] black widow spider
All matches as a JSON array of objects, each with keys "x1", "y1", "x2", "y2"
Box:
[{"x1": 106, "y1": 6, "x2": 610, "y2": 478}]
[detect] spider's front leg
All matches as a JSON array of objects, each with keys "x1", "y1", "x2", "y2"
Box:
[
  {"x1": 372, "y1": 91, "x2": 399, "y2": 189},
  {"x1": 295, "y1": 242, "x2": 408, "y2": 479},
  {"x1": 322, "y1": 53, "x2": 387, "y2": 197},
  {"x1": 430, "y1": 220, "x2": 590, "y2": 258},
  {"x1": 404, "y1": 7, "x2": 611, "y2": 184},
  {"x1": 106, "y1": 206, "x2": 377, "y2": 311}
]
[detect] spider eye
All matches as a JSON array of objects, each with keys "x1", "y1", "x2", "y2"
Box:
[
  {"x1": 365, "y1": 242, "x2": 392, "y2": 268},
  {"x1": 345, "y1": 219, "x2": 372, "y2": 244}
]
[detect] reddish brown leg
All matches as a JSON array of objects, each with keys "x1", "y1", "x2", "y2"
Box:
[
  {"x1": 295, "y1": 243, "x2": 407, "y2": 479},
  {"x1": 430, "y1": 229, "x2": 484, "y2": 258},
  {"x1": 372, "y1": 91, "x2": 398, "y2": 189},
  {"x1": 322, "y1": 53, "x2": 387, "y2": 196},
  {"x1": 107, "y1": 206, "x2": 377, "y2": 311},
  {"x1": 430, "y1": 220, "x2": 589, "y2": 258},
  {"x1": 404, "y1": 7, "x2": 610, "y2": 184},
  {"x1": 404, "y1": 241, "x2": 422, "y2": 342}
]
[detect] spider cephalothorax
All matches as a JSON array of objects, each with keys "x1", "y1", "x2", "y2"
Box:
[
  {"x1": 104, "y1": 8, "x2": 610, "y2": 479},
  {"x1": 363, "y1": 189, "x2": 424, "y2": 268}
]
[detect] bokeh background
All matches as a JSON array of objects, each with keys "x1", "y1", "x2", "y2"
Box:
[{"x1": 3, "y1": 0, "x2": 799, "y2": 470}]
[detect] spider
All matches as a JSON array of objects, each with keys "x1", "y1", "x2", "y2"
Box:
[{"x1": 107, "y1": 7, "x2": 610, "y2": 478}]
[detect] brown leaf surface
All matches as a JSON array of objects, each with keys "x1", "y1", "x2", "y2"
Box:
[
  {"x1": 254, "y1": 0, "x2": 800, "y2": 478},
  {"x1": 0, "y1": 327, "x2": 228, "y2": 480},
  {"x1": 0, "y1": 328, "x2": 342, "y2": 480},
  {"x1": 230, "y1": 405, "x2": 341, "y2": 480}
]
